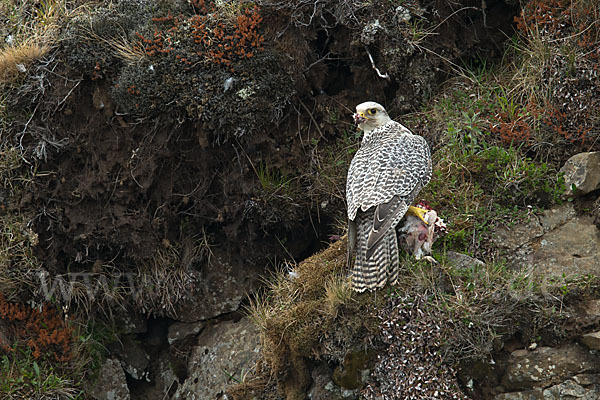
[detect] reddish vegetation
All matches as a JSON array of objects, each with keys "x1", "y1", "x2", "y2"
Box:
[
  {"x1": 135, "y1": 1, "x2": 264, "y2": 72},
  {"x1": 0, "y1": 293, "x2": 74, "y2": 362},
  {"x1": 135, "y1": 28, "x2": 175, "y2": 57},
  {"x1": 489, "y1": 101, "x2": 538, "y2": 144},
  {"x1": 503, "y1": 0, "x2": 598, "y2": 145}
]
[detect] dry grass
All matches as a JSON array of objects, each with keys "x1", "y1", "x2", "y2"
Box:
[
  {"x1": 0, "y1": 0, "x2": 75, "y2": 86},
  {"x1": 134, "y1": 239, "x2": 199, "y2": 317},
  {"x1": 0, "y1": 43, "x2": 50, "y2": 82},
  {"x1": 241, "y1": 239, "x2": 383, "y2": 398}
]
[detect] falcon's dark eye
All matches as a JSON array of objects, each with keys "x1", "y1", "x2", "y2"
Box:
[{"x1": 367, "y1": 108, "x2": 378, "y2": 115}]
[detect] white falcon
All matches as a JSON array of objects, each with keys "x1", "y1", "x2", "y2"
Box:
[{"x1": 346, "y1": 101, "x2": 432, "y2": 292}]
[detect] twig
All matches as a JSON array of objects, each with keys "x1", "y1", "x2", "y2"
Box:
[
  {"x1": 298, "y1": 98, "x2": 326, "y2": 140},
  {"x1": 364, "y1": 47, "x2": 390, "y2": 80},
  {"x1": 55, "y1": 79, "x2": 82, "y2": 111}
]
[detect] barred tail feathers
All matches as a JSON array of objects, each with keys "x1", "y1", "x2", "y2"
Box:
[{"x1": 351, "y1": 213, "x2": 399, "y2": 292}]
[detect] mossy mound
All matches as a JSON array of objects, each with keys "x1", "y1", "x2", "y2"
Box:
[
  {"x1": 61, "y1": 0, "x2": 294, "y2": 142},
  {"x1": 236, "y1": 237, "x2": 383, "y2": 399}
]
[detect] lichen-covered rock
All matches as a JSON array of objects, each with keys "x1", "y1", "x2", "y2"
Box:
[
  {"x1": 531, "y1": 216, "x2": 600, "y2": 277},
  {"x1": 495, "y1": 391, "x2": 541, "y2": 399},
  {"x1": 495, "y1": 374, "x2": 600, "y2": 399},
  {"x1": 108, "y1": 336, "x2": 150, "y2": 381},
  {"x1": 88, "y1": 358, "x2": 131, "y2": 400},
  {"x1": 172, "y1": 256, "x2": 257, "y2": 322},
  {"x1": 174, "y1": 317, "x2": 261, "y2": 400},
  {"x1": 167, "y1": 320, "x2": 204, "y2": 345},
  {"x1": 491, "y1": 203, "x2": 600, "y2": 278},
  {"x1": 560, "y1": 152, "x2": 600, "y2": 196},
  {"x1": 446, "y1": 251, "x2": 485, "y2": 271},
  {"x1": 501, "y1": 344, "x2": 600, "y2": 391}
]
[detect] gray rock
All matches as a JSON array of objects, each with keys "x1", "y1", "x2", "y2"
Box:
[
  {"x1": 446, "y1": 251, "x2": 485, "y2": 270},
  {"x1": 495, "y1": 376, "x2": 600, "y2": 400},
  {"x1": 174, "y1": 317, "x2": 261, "y2": 400},
  {"x1": 560, "y1": 152, "x2": 600, "y2": 196},
  {"x1": 492, "y1": 205, "x2": 600, "y2": 279},
  {"x1": 495, "y1": 390, "x2": 542, "y2": 399},
  {"x1": 172, "y1": 256, "x2": 257, "y2": 322},
  {"x1": 154, "y1": 349, "x2": 178, "y2": 397},
  {"x1": 530, "y1": 216, "x2": 600, "y2": 278},
  {"x1": 308, "y1": 363, "x2": 343, "y2": 400},
  {"x1": 168, "y1": 321, "x2": 205, "y2": 345},
  {"x1": 110, "y1": 336, "x2": 149, "y2": 381},
  {"x1": 580, "y1": 332, "x2": 600, "y2": 350},
  {"x1": 492, "y1": 218, "x2": 543, "y2": 252},
  {"x1": 573, "y1": 373, "x2": 600, "y2": 385},
  {"x1": 538, "y1": 203, "x2": 577, "y2": 233},
  {"x1": 114, "y1": 307, "x2": 147, "y2": 334},
  {"x1": 502, "y1": 344, "x2": 600, "y2": 391},
  {"x1": 89, "y1": 358, "x2": 130, "y2": 400},
  {"x1": 542, "y1": 375, "x2": 600, "y2": 399}
]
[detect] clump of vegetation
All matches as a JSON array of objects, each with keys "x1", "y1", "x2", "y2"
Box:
[
  {"x1": 0, "y1": 293, "x2": 105, "y2": 398},
  {"x1": 61, "y1": 0, "x2": 294, "y2": 142},
  {"x1": 413, "y1": 83, "x2": 566, "y2": 255},
  {"x1": 233, "y1": 240, "x2": 381, "y2": 399},
  {"x1": 0, "y1": 293, "x2": 73, "y2": 362},
  {"x1": 508, "y1": 0, "x2": 600, "y2": 146}
]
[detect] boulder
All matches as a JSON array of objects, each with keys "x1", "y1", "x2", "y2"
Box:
[
  {"x1": 88, "y1": 358, "x2": 130, "y2": 400},
  {"x1": 580, "y1": 332, "x2": 600, "y2": 350},
  {"x1": 542, "y1": 376, "x2": 600, "y2": 399},
  {"x1": 496, "y1": 374, "x2": 600, "y2": 399},
  {"x1": 495, "y1": 391, "x2": 542, "y2": 399},
  {"x1": 491, "y1": 203, "x2": 600, "y2": 279},
  {"x1": 560, "y1": 152, "x2": 600, "y2": 196},
  {"x1": 174, "y1": 317, "x2": 261, "y2": 400},
  {"x1": 502, "y1": 344, "x2": 600, "y2": 391},
  {"x1": 113, "y1": 307, "x2": 147, "y2": 334},
  {"x1": 530, "y1": 216, "x2": 600, "y2": 277},
  {"x1": 172, "y1": 255, "x2": 258, "y2": 322},
  {"x1": 167, "y1": 321, "x2": 205, "y2": 345},
  {"x1": 446, "y1": 251, "x2": 485, "y2": 271},
  {"x1": 108, "y1": 336, "x2": 150, "y2": 381}
]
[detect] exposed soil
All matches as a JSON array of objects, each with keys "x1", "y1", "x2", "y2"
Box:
[{"x1": 19, "y1": 0, "x2": 519, "y2": 283}]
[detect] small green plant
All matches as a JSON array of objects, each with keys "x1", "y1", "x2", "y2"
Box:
[{"x1": 256, "y1": 162, "x2": 292, "y2": 194}]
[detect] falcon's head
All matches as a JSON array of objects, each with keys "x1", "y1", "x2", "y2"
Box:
[{"x1": 354, "y1": 101, "x2": 392, "y2": 133}]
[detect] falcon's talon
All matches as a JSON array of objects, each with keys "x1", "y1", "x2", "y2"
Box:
[
  {"x1": 423, "y1": 255, "x2": 438, "y2": 264},
  {"x1": 407, "y1": 205, "x2": 429, "y2": 224}
]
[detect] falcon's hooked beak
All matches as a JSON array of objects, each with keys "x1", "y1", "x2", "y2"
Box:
[{"x1": 353, "y1": 112, "x2": 367, "y2": 125}]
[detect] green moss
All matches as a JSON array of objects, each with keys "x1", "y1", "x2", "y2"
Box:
[{"x1": 332, "y1": 350, "x2": 375, "y2": 390}]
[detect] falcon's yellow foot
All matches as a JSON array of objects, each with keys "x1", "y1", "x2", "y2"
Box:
[{"x1": 407, "y1": 205, "x2": 429, "y2": 224}]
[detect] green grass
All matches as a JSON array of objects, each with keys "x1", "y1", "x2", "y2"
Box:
[{"x1": 411, "y1": 66, "x2": 566, "y2": 257}]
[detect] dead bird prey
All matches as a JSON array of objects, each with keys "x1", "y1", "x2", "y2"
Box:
[{"x1": 398, "y1": 201, "x2": 446, "y2": 262}]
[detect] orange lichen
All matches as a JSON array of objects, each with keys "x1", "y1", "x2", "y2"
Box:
[
  {"x1": 541, "y1": 106, "x2": 590, "y2": 144},
  {"x1": 489, "y1": 101, "x2": 542, "y2": 144},
  {"x1": 134, "y1": 28, "x2": 175, "y2": 56},
  {"x1": 127, "y1": 84, "x2": 140, "y2": 95}
]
